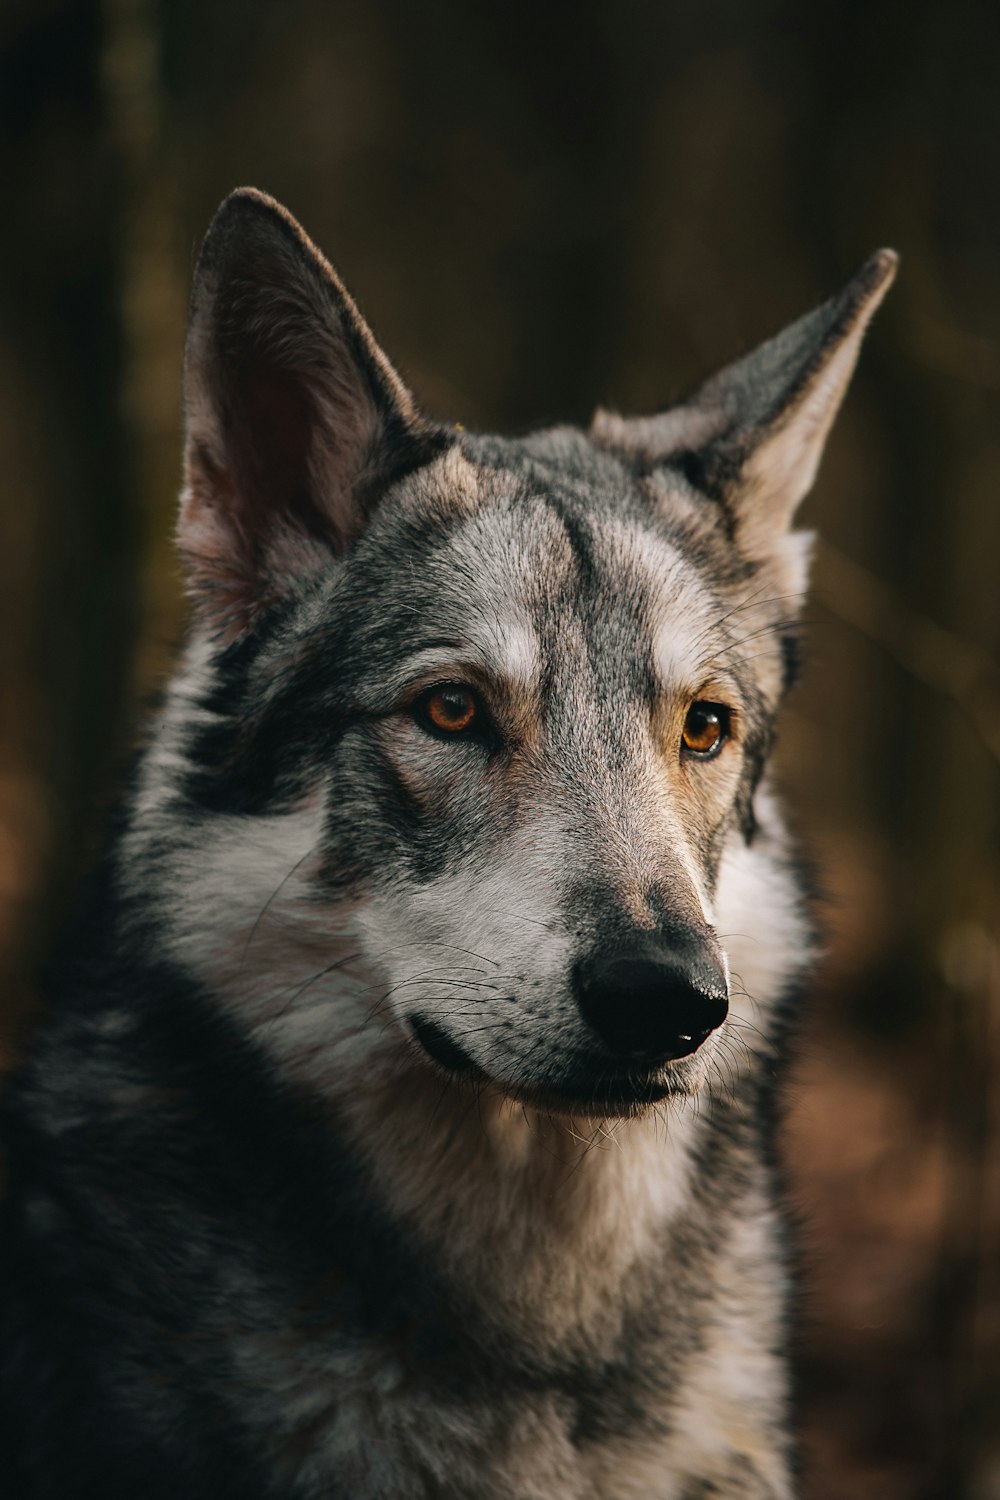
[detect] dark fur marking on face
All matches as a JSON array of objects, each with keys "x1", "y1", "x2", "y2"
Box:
[
  {"x1": 410, "y1": 1016, "x2": 483, "y2": 1075},
  {"x1": 734, "y1": 714, "x2": 774, "y2": 846},
  {"x1": 779, "y1": 628, "x2": 803, "y2": 695},
  {"x1": 669, "y1": 448, "x2": 742, "y2": 527},
  {"x1": 177, "y1": 607, "x2": 337, "y2": 816},
  {"x1": 539, "y1": 489, "x2": 599, "y2": 594}
]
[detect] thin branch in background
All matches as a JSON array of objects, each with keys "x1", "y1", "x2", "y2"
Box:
[
  {"x1": 816, "y1": 540, "x2": 1000, "y2": 765},
  {"x1": 908, "y1": 314, "x2": 1000, "y2": 393}
]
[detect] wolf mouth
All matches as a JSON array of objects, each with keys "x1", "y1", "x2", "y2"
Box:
[
  {"x1": 409, "y1": 1015, "x2": 487, "y2": 1077},
  {"x1": 410, "y1": 1013, "x2": 684, "y2": 1115},
  {"x1": 526, "y1": 1071, "x2": 680, "y2": 1114}
]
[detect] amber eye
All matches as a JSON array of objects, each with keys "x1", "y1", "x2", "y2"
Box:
[
  {"x1": 681, "y1": 702, "x2": 730, "y2": 759},
  {"x1": 416, "y1": 684, "x2": 480, "y2": 738}
]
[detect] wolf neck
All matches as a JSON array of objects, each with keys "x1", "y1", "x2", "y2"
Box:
[{"x1": 334, "y1": 1057, "x2": 705, "y2": 1344}]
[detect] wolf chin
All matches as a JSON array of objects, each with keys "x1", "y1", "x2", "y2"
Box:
[{"x1": 0, "y1": 190, "x2": 895, "y2": 1499}]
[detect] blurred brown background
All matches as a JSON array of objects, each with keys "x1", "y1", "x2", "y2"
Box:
[{"x1": 1, "y1": 1, "x2": 998, "y2": 1495}]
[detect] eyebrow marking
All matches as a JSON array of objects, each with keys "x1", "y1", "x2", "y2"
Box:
[
  {"x1": 493, "y1": 618, "x2": 541, "y2": 689},
  {"x1": 395, "y1": 619, "x2": 541, "y2": 697},
  {"x1": 591, "y1": 514, "x2": 720, "y2": 693},
  {"x1": 652, "y1": 608, "x2": 718, "y2": 692}
]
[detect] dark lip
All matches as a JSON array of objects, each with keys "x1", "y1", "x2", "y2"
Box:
[
  {"x1": 504, "y1": 1070, "x2": 684, "y2": 1118},
  {"x1": 410, "y1": 1016, "x2": 486, "y2": 1078},
  {"x1": 410, "y1": 1015, "x2": 691, "y2": 1118}
]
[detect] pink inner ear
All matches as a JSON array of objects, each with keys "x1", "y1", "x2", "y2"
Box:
[{"x1": 179, "y1": 362, "x2": 333, "y2": 640}]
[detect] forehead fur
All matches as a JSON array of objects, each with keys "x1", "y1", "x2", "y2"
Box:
[{"x1": 324, "y1": 426, "x2": 779, "y2": 704}]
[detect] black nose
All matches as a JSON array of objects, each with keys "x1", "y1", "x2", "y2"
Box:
[{"x1": 574, "y1": 940, "x2": 729, "y2": 1062}]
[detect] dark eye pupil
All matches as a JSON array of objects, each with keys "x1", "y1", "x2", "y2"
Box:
[{"x1": 437, "y1": 690, "x2": 471, "y2": 723}]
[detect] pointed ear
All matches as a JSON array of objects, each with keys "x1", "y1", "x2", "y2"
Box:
[
  {"x1": 592, "y1": 250, "x2": 897, "y2": 562},
  {"x1": 180, "y1": 188, "x2": 446, "y2": 636}
]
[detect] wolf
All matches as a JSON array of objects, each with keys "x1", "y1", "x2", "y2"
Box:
[{"x1": 0, "y1": 189, "x2": 894, "y2": 1499}]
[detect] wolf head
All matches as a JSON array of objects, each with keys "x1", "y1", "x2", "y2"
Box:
[{"x1": 123, "y1": 190, "x2": 894, "y2": 1118}]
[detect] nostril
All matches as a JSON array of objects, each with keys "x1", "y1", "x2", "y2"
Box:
[{"x1": 574, "y1": 947, "x2": 728, "y2": 1063}]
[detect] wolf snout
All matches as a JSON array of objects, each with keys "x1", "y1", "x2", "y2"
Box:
[{"x1": 573, "y1": 939, "x2": 729, "y2": 1063}]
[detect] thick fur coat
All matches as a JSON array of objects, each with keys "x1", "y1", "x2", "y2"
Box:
[{"x1": 0, "y1": 191, "x2": 895, "y2": 1499}]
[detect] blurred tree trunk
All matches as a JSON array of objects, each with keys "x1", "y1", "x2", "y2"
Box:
[{"x1": 0, "y1": 0, "x2": 139, "y2": 1054}]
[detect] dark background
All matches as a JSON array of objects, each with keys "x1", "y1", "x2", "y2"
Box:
[{"x1": 2, "y1": 2, "x2": 999, "y2": 1495}]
